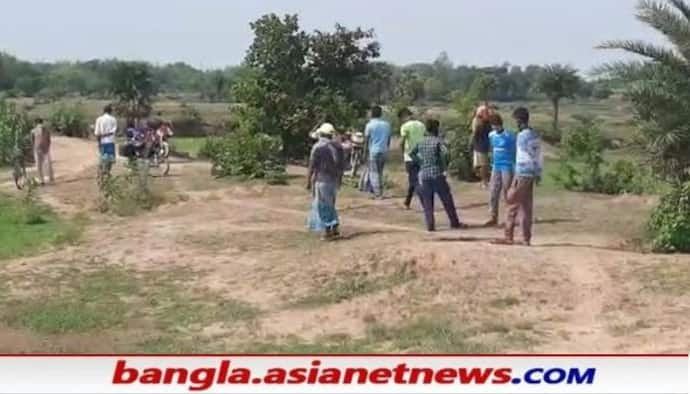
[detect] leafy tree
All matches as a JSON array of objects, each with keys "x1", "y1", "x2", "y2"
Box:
[
  {"x1": 598, "y1": 0, "x2": 690, "y2": 183},
  {"x1": 233, "y1": 13, "x2": 379, "y2": 159},
  {"x1": 535, "y1": 64, "x2": 581, "y2": 132},
  {"x1": 109, "y1": 62, "x2": 155, "y2": 123}
]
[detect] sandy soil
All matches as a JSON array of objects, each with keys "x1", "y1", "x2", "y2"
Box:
[{"x1": 0, "y1": 136, "x2": 688, "y2": 353}]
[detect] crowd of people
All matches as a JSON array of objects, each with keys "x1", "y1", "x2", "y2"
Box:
[
  {"x1": 24, "y1": 105, "x2": 175, "y2": 186},
  {"x1": 306, "y1": 104, "x2": 543, "y2": 245}
]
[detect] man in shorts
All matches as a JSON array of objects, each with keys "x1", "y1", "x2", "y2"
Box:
[{"x1": 94, "y1": 105, "x2": 118, "y2": 176}]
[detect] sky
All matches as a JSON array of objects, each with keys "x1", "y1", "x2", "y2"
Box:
[{"x1": 0, "y1": 0, "x2": 668, "y2": 72}]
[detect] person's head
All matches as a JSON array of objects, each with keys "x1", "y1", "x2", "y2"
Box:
[
  {"x1": 489, "y1": 113, "x2": 504, "y2": 132},
  {"x1": 397, "y1": 107, "x2": 412, "y2": 123},
  {"x1": 425, "y1": 118, "x2": 440, "y2": 137},
  {"x1": 476, "y1": 104, "x2": 491, "y2": 122},
  {"x1": 35, "y1": 118, "x2": 43, "y2": 126},
  {"x1": 371, "y1": 105, "x2": 383, "y2": 119},
  {"x1": 103, "y1": 105, "x2": 113, "y2": 114},
  {"x1": 316, "y1": 123, "x2": 335, "y2": 139},
  {"x1": 513, "y1": 107, "x2": 530, "y2": 127},
  {"x1": 127, "y1": 121, "x2": 135, "y2": 129}
]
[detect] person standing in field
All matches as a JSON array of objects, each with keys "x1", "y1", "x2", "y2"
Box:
[
  {"x1": 471, "y1": 103, "x2": 492, "y2": 189},
  {"x1": 410, "y1": 119, "x2": 466, "y2": 232},
  {"x1": 31, "y1": 118, "x2": 54, "y2": 185},
  {"x1": 494, "y1": 107, "x2": 543, "y2": 246},
  {"x1": 307, "y1": 123, "x2": 345, "y2": 241},
  {"x1": 398, "y1": 107, "x2": 426, "y2": 209},
  {"x1": 363, "y1": 105, "x2": 391, "y2": 199},
  {"x1": 485, "y1": 113, "x2": 516, "y2": 227},
  {"x1": 94, "y1": 105, "x2": 118, "y2": 175}
]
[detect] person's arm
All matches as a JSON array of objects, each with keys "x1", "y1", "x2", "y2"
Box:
[
  {"x1": 409, "y1": 144, "x2": 420, "y2": 165},
  {"x1": 439, "y1": 142, "x2": 450, "y2": 174},
  {"x1": 399, "y1": 125, "x2": 407, "y2": 160},
  {"x1": 533, "y1": 136, "x2": 544, "y2": 182},
  {"x1": 306, "y1": 147, "x2": 317, "y2": 191},
  {"x1": 363, "y1": 123, "x2": 371, "y2": 157}
]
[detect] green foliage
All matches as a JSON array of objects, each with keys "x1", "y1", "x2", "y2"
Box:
[
  {"x1": 205, "y1": 131, "x2": 287, "y2": 184},
  {"x1": 110, "y1": 62, "x2": 155, "y2": 123},
  {"x1": 0, "y1": 100, "x2": 30, "y2": 166},
  {"x1": 599, "y1": 0, "x2": 690, "y2": 183},
  {"x1": 99, "y1": 161, "x2": 167, "y2": 216},
  {"x1": 234, "y1": 13, "x2": 380, "y2": 160},
  {"x1": 554, "y1": 117, "x2": 651, "y2": 194},
  {"x1": 49, "y1": 103, "x2": 88, "y2": 138},
  {"x1": 535, "y1": 64, "x2": 582, "y2": 132},
  {"x1": 648, "y1": 182, "x2": 690, "y2": 252}
]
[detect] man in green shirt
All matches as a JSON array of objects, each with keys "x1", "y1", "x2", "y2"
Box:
[{"x1": 399, "y1": 108, "x2": 427, "y2": 209}]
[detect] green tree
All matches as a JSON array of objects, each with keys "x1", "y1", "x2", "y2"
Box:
[
  {"x1": 233, "y1": 13, "x2": 379, "y2": 159},
  {"x1": 598, "y1": 0, "x2": 690, "y2": 183},
  {"x1": 535, "y1": 64, "x2": 581, "y2": 132},
  {"x1": 109, "y1": 62, "x2": 155, "y2": 124}
]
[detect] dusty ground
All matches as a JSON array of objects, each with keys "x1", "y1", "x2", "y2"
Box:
[{"x1": 0, "y1": 137, "x2": 687, "y2": 353}]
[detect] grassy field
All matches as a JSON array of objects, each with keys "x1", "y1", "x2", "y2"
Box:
[
  {"x1": 171, "y1": 137, "x2": 206, "y2": 158},
  {"x1": 0, "y1": 193, "x2": 82, "y2": 260}
]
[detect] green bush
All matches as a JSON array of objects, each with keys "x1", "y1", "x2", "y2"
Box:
[
  {"x1": 648, "y1": 182, "x2": 690, "y2": 253},
  {"x1": 0, "y1": 100, "x2": 30, "y2": 166},
  {"x1": 99, "y1": 161, "x2": 167, "y2": 216},
  {"x1": 49, "y1": 104, "x2": 88, "y2": 138},
  {"x1": 205, "y1": 131, "x2": 287, "y2": 184}
]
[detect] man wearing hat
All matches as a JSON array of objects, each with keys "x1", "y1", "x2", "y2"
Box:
[{"x1": 307, "y1": 123, "x2": 345, "y2": 240}]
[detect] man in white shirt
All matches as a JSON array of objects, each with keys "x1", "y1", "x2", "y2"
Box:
[{"x1": 94, "y1": 105, "x2": 118, "y2": 173}]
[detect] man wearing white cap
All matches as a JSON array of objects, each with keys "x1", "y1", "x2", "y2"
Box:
[{"x1": 307, "y1": 123, "x2": 345, "y2": 240}]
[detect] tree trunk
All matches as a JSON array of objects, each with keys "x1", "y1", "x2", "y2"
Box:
[{"x1": 552, "y1": 98, "x2": 560, "y2": 132}]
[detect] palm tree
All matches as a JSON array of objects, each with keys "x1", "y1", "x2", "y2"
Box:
[
  {"x1": 598, "y1": 0, "x2": 690, "y2": 182},
  {"x1": 535, "y1": 64, "x2": 581, "y2": 132}
]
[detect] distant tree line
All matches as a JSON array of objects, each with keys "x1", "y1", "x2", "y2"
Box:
[
  {"x1": 0, "y1": 50, "x2": 614, "y2": 104},
  {"x1": 0, "y1": 53, "x2": 246, "y2": 102}
]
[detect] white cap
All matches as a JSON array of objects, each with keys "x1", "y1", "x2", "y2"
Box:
[{"x1": 317, "y1": 123, "x2": 336, "y2": 136}]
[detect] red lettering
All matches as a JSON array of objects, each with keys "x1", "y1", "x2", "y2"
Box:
[
  {"x1": 318, "y1": 368, "x2": 341, "y2": 384},
  {"x1": 140, "y1": 368, "x2": 162, "y2": 384},
  {"x1": 409, "y1": 368, "x2": 434, "y2": 384},
  {"x1": 227, "y1": 368, "x2": 251, "y2": 384},
  {"x1": 287, "y1": 368, "x2": 307, "y2": 384},
  {"x1": 458, "y1": 368, "x2": 493, "y2": 384},
  {"x1": 112, "y1": 360, "x2": 138, "y2": 384},
  {"x1": 393, "y1": 363, "x2": 409, "y2": 384},
  {"x1": 217, "y1": 360, "x2": 230, "y2": 384},
  {"x1": 342, "y1": 368, "x2": 368, "y2": 384},
  {"x1": 492, "y1": 368, "x2": 512, "y2": 384},
  {"x1": 162, "y1": 368, "x2": 188, "y2": 384},
  {"x1": 369, "y1": 368, "x2": 392, "y2": 384},
  {"x1": 264, "y1": 368, "x2": 287, "y2": 384},
  {"x1": 434, "y1": 368, "x2": 457, "y2": 384},
  {"x1": 189, "y1": 368, "x2": 215, "y2": 391}
]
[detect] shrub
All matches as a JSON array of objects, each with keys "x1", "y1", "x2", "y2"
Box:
[
  {"x1": 205, "y1": 131, "x2": 287, "y2": 184},
  {"x1": 0, "y1": 100, "x2": 30, "y2": 166},
  {"x1": 99, "y1": 161, "x2": 167, "y2": 216},
  {"x1": 647, "y1": 182, "x2": 690, "y2": 253},
  {"x1": 49, "y1": 104, "x2": 88, "y2": 138}
]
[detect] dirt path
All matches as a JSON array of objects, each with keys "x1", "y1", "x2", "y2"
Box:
[{"x1": 2, "y1": 137, "x2": 688, "y2": 353}]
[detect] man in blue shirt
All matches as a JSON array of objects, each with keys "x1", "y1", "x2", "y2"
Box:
[
  {"x1": 494, "y1": 107, "x2": 543, "y2": 246},
  {"x1": 363, "y1": 105, "x2": 392, "y2": 199},
  {"x1": 486, "y1": 113, "x2": 516, "y2": 226}
]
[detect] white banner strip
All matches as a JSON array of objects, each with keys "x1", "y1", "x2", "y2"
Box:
[{"x1": 0, "y1": 355, "x2": 686, "y2": 394}]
